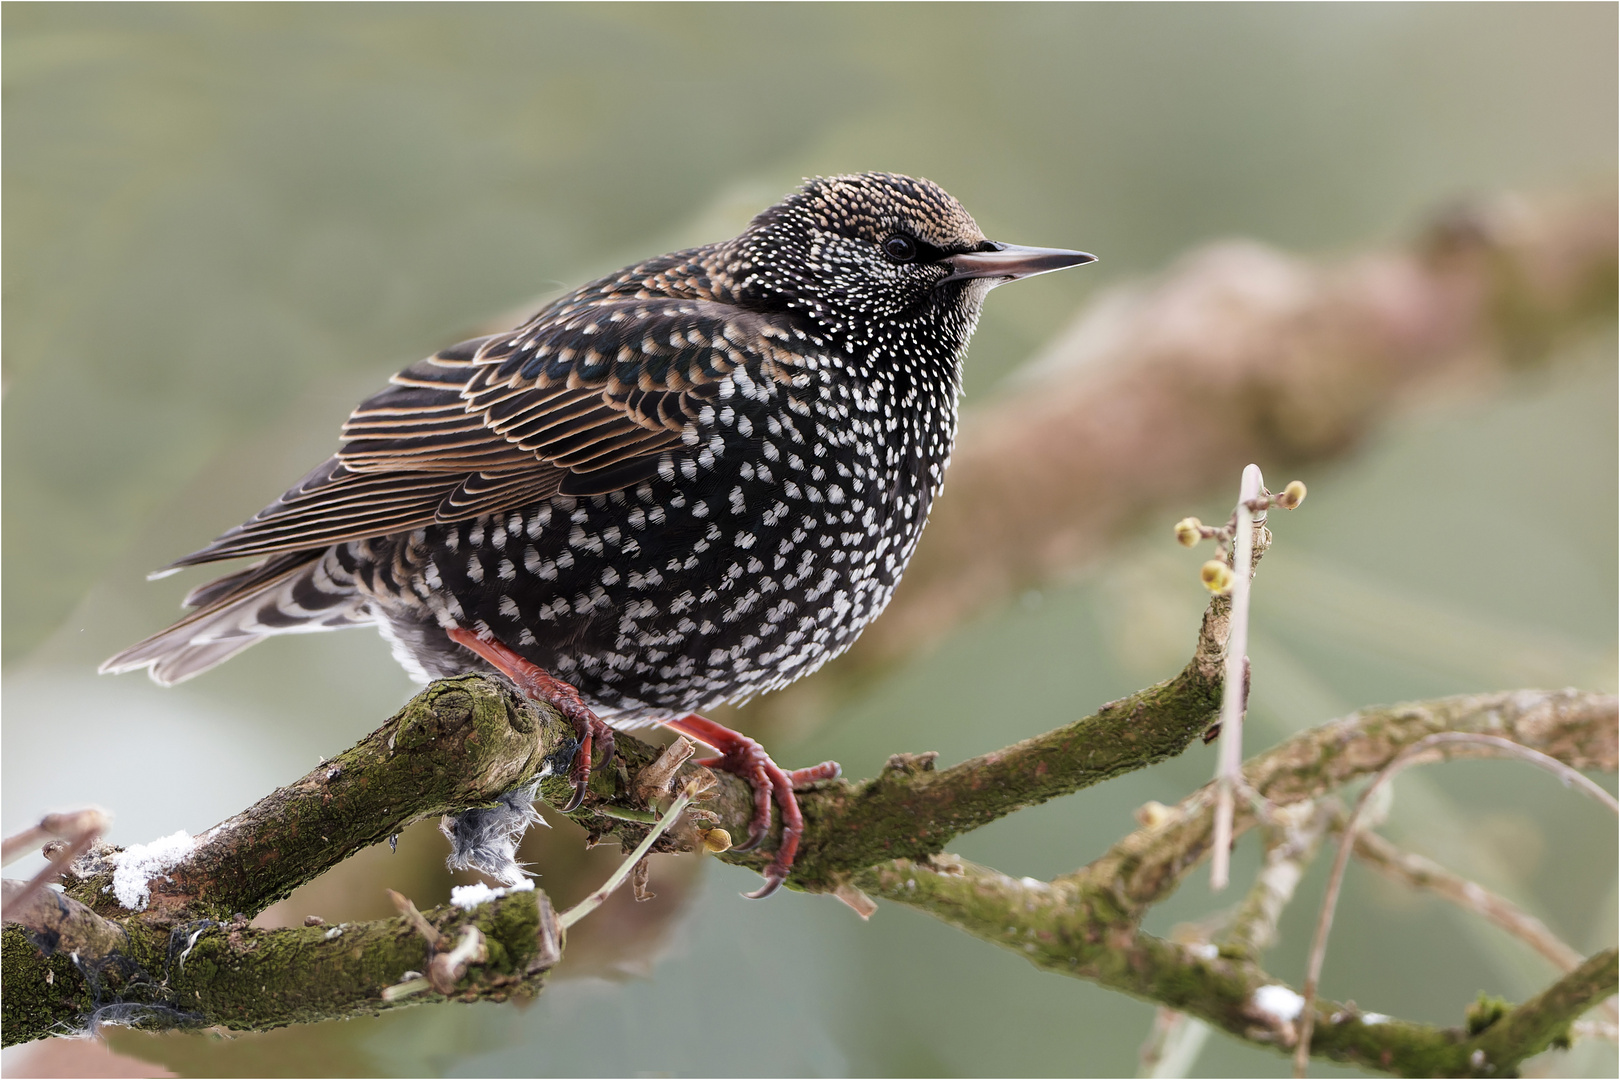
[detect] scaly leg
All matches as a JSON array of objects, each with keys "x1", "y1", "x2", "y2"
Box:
[
  {"x1": 660, "y1": 713, "x2": 840, "y2": 899},
  {"x1": 446, "y1": 627, "x2": 614, "y2": 813}
]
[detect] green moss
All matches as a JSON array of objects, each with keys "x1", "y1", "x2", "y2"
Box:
[
  {"x1": 2, "y1": 928, "x2": 94, "y2": 1046},
  {"x1": 1465, "y1": 992, "x2": 1511, "y2": 1035}
]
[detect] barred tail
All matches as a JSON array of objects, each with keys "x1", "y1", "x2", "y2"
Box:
[{"x1": 100, "y1": 547, "x2": 371, "y2": 686}]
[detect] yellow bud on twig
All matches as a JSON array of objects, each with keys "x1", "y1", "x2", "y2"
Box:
[
  {"x1": 1201, "y1": 560, "x2": 1235, "y2": 596},
  {"x1": 1276, "y1": 480, "x2": 1307, "y2": 509},
  {"x1": 1134, "y1": 801, "x2": 1173, "y2": 828},
  {"x1": 1174, "y1": 517, "x2": 1203, "y2": 547},
  {"x1": 699, "y1": 828, "x2": 733, "y2": 854}
]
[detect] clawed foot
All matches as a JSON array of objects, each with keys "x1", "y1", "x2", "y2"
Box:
[
  {"x1": 662, "y1": 713, "x2": 841, "y2": 898},
  {"x1": 446, "y1": 627, "x2": 614, "y2": 812},
  {"x1": 445, "y1": 627, "x2": 840, "y2": 894}
]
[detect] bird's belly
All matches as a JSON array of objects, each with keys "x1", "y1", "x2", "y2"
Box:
[{"x1": 361, "y1": 468, "x2": 931, "y2": 721}]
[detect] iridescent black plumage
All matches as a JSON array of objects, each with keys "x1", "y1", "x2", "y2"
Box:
[{"x1": 105, "y1": 172, "x2": 1094, "y2": 891}]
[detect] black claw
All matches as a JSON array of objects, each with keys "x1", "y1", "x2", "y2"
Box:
[
  {"x1": 559, "y1": 779, "x2": 588, "y2": 814},
  {"x1": 743, "y1": 872, "x2": 785, "y2": 900}
]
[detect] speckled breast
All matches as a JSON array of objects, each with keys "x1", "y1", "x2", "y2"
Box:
[{"x1": 354, "y1": 373, "x2": 950, "y2": 724}]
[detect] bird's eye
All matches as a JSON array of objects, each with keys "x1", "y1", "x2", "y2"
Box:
[{"x1": 883, "y1": 234, "x2": 918, "y2": 263}]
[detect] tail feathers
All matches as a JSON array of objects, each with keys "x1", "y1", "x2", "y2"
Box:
[
  {"x1": 101, "y1": 547, "x2": 371, "y2": 686},
  {"x1": 140, "y1": 637, "x2": 265, "y2": 687}
]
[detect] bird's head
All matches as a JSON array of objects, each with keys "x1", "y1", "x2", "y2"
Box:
[{"x1": 723, "y1": 172, "x2": 1094, "y2": 344}]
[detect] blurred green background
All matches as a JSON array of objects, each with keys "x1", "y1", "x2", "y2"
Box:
[{"x1": 3, "y1": 4, "x2": 1615, "y2": 1077}]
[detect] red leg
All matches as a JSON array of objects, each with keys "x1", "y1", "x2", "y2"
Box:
[
  {"x1": 660, "y1": 713, "x2": 840, "y2": 899},
  {"x1": 446, "y1": 627, "x2": 615, "y2": 813}
]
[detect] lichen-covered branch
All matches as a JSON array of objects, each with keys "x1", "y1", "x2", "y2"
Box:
[
  {"x1": 780, "y1": 593, "x2": 1229, "y2": 890},
  {"x1": 855, "y1": 693, "x2": 1613, "y2": 1075},
  {"x1": 1076, "y1": 688, "x2": 1617, "y2": 920},
  {"x1": 854, "y1": 689, "x2": 1616, "y2": 1075},
  {"x1": 42, "y1": 584, "x2": 1231, "y2": 923},
  {"x1": 858, "y1": 854, "x2": 1615, "y2": 1076},
  {"x1": 3, "y1": 587, "x2": 1236, "y2": 1044},
  {"x1": 1470, "y1": 951, "x2": 1620, "y2": 1070},
  {"x1": 60, "y1": 677, "x2": 578, "y2": 923},
  {"x1": 4, "y1": 590, "x2": 1612, "y2": 1068},
  {"x1": 3, "y1": 887, "x2": 558, "y2": 1047}
]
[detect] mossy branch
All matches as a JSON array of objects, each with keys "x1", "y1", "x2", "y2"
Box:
[
  {"x1": 854, "y1": 688, "x2": 1617, "y2": 1076},
  {"x1": 859, "y1": 852, "x2": 1615, "y2": 1077},
  {"x1": 1078, "y1": 688, "x2": 1617, "y2": 920},
  {"x1": 0, "y1": 568, "x2": 1237, "y2": 1047},
  {"x1": 3, "y1": 601, "x2": 1612, "y2": 1070},
  {"x1": 3, "y1": 888, "x2": 559, "y2": 1047}
]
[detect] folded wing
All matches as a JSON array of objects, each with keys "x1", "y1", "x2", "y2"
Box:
[{"x1": 167, "y1": 298, "x2": 795, "y2": 568}]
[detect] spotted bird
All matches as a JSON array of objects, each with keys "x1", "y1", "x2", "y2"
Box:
[{"x1": 104, "y1": 172, "x2": 1096, "y2": 896}]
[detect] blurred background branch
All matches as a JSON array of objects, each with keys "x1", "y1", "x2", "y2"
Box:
[{"x1": 750, "y1": 193, "x2": 1617, "y2": 726}]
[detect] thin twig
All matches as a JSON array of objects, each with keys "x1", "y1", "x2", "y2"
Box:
[
  {"x1": 1218, "y1": 799, "x2": 1335, "y2": 963},
  {"x1": 0, "y1": 808, "x2": 110, "y2": 919},
  {"x1": 1211, "y1": 464, "x2": 1265, "y2": 891},
  {"x1": 1353, "y1": 829, "x2": 1620, "y2": 1030},
  {"x1": 386, "y1": 889, "x2": 442, "y2": 949},
  {"x1": 559, "y1": 784, "x2": 696, "y2": 930},
  {"x1": 1080, "y1": 688, "x2": 1615, "y2": 921},
  {"x1": 1294, "y1": 732, "x2": 1620, "y2": 1076},
  {"x1": 1138, "y1": 1006, "x2": 1212, "y2": 1078},
  {"x1": 1353, "y1": 831, "x2": 1582, "y2": 971},
  {"x1": 0, "y1": 878, "x2": 126, "y2": 958}
]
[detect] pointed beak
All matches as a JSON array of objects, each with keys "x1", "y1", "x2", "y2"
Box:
[{"x1": 940, "y1": 243, "x2": 1097, "y2": 285}]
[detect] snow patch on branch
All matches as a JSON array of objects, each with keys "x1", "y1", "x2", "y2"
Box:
[
  {"x1": 111, "y1": 831, "x2": 195, "y2": 910},
  {"x1": 1251, "y1": 984, "x2": 1305, "y2": 1023},
  {"x1": 450, "y1": 878, "x2": 535, "y2": 911}
]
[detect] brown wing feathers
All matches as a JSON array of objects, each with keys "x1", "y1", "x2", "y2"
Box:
[{"x1": 168, "y1": 300, "x2": 778, "y2": 568}]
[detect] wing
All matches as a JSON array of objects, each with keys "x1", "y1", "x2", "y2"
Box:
[{"x1": 168, "y1": 299, "x2": 805, "y2": 568}]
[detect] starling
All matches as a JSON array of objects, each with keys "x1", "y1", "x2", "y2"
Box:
[{"x1": 103, "y1": 172, "x2": 1095, "y2": 896}]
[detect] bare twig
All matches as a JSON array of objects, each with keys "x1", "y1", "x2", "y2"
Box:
[
  {"x1": 1138, "y1": 1006, "x2": 1212, "y2": 1078},
  {"x1": 1, "y1": 808, "x2": 110, "y2": 920},
  {"x1": 1353, "y1": 831, "x2": 1582, "y2": 972},
  {"x1": 1352, "y1": 829, "x2": 1620, "y2": 1031},
  {"x1": 1211, "y1": 464, "x2": 1266, "y2": 891},
  {"x1": 560, "y1": 783, "x2": 697, "y2": 930},
  {"x1": 387, "y1": 889, "x2": 442, "y2": 949},
  {"x1": 1079, "y1": 688, "x2": 1616, "y2": 921},
  {"x1": 1218, "y1": 799, "x2": 1336, "y2": 964},
  {"x1": 1294, "y1": 732, "x2": 1620, "y2": 1076},
  {"x1": 0, "y1": 879, "x2": 126, "y2": 959}
]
